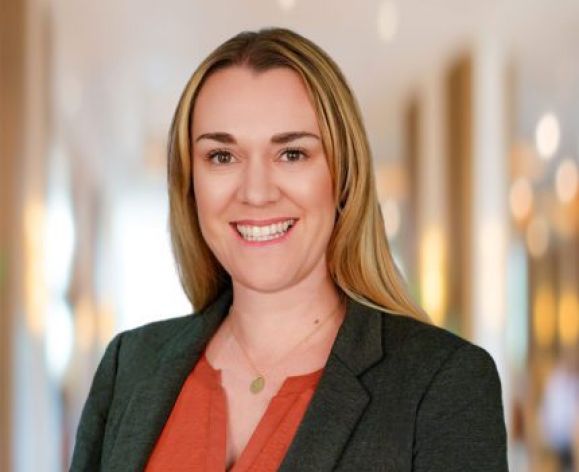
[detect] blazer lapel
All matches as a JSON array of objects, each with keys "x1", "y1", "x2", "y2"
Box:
[
  {"x1": 105, "y1": 288, "x2": 233, "y2": 471},
  {"x1": 279, "y1": 296, "x2": 384, "y2": 471},
  {"x1": 105, "y1": 288, "x2": 384, "y2": 472}
]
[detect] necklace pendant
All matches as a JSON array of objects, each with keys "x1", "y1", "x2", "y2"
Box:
[{"x1": 250, "y1": 375, "x2": 265, "y2": 394}]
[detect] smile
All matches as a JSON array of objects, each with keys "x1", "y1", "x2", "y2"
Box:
[{"x1": 230, "y1": 218, "x2": 298, "y2": 246}]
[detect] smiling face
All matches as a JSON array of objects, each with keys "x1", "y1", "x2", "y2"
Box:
[{"x1": 191, "y1": 66, "x2": 336, "y2": 293}]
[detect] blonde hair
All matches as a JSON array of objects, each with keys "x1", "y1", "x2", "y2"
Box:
[{"x1": 167, "y1": 27, "x2": 429, "y2": 322}]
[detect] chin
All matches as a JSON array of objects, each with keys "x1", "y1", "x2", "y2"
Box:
[{"x1": 234, "y1": 273, "x2": 294, "y2": 294}]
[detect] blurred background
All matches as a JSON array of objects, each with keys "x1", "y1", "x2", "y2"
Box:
[{"x1": 1, "y1": 0, "x2": 578, "y2": 470}]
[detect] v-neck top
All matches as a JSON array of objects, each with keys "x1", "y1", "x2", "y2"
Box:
[{"x1": 144, "y1": 350, "x2": 324, "y2": 471}]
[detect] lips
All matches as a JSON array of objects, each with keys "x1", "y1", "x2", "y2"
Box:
[{"x1": 231, "y1": 217, "x2": 299, "y2": 226}]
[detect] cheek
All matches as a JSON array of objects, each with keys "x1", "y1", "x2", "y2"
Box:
[
  {"x1": 289, "y1": 161, "x2": 334, "y2": 209},
  {"x1": 310, "y1": 164, "x2": 336, "y2": 236},
  {"x1": 193, "y1": 165, "x2": 230, "y2": 219},
  {"x1": 282, "y1": 163, "x2": 336, "y2": 246}
]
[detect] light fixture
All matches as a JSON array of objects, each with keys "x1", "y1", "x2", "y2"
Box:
[
  {"x1": 419, "y1": 226, "x2": 447, "y2": 326},
  {"x1": 277, "y1": 0, "x2": 296, "y2": 12},
  {"x1": 45, "y1": 299, "x2": 74, "y2": 382},
  {"x1": 378, "y1": 0, "x2": 399, "y2": 43},
  {"x1": 555, "y1": 157, "x2": 578, "y2": 203},
  {"x1": 535, "y1": 112, "x2": 560, "y2": 160},
  {"x1": 533, "y1": 284, "x2": 556, "y2": 349},
  {"x1": 558, "y1": 290, "x2": 579, "y2": 347}
]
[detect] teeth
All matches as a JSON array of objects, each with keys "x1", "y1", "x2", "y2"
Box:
[{"x1": 236, "y1": 219, "x2": 295, "y2": 241}]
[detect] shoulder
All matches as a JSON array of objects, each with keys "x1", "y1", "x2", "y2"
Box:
[
  {"x1": 379, "y1": 311, "x2": 497, "y2": 374},
  {"x1": 370, "y1": 310, "x2": 501, "y2": 404},
  {"x1": 111, "y1": 289, "x2": 232, "y2": 357},
  {"x1": 99, "y1": 311, "x2": 205, "y2": 379},
  {"x1": 97, "y1": 289, "x2": 231, "y2": 382},
  {"x1": 115, "y1": 312, "x2": 199, "y2": 350},
  {"x1": 375, "y1": 312, "x2": 507, "y2": 471},
  {"x1": 373, "y1": 312, "x2": 508, "y2": 468}
]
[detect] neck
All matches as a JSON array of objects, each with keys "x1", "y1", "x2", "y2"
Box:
[{"x1": 226, "y1": 270, "x2": 345, "y2": 364}]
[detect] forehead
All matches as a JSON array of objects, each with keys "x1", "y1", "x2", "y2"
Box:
[{"x1": 191, "y1": 66, "x2": 320, "y2": 138}]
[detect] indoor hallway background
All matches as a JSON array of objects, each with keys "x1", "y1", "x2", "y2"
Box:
[{"x1": 1, "y1": 0, "x2": 578, "y2": 470}]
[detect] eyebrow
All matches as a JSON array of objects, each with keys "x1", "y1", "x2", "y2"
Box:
[{"x1": 194, "y1": 131, "x2": 320, "y2": 144}]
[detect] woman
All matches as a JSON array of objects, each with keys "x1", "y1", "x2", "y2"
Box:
[{"x1": 70, "y1": 27, "x2": 508, "y2": 471}]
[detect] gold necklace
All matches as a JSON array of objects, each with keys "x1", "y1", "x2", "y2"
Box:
[{"x1": 227, "y1": 299, "x2": 343, "y2": 394}]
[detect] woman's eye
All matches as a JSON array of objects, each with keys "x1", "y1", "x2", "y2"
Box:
[
  {"x1": 280, "y1": 148, "x2": 307, "y2": 163},
  {"x1": 207, "y1": 150, "x2": 233, "y2": 165}
]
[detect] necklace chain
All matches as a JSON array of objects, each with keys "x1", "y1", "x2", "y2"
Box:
[{"x1": 227, "y1": 299, "x2": 343, "y2": 394}]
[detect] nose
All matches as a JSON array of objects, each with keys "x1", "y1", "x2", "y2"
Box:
[{"x1": 236, "y1": 155, "x2": 281, "y2": 206}]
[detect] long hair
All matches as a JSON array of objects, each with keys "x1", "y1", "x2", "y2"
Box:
[{"x1": 167, "y1": 27, "x2": 429, "y2": 322}]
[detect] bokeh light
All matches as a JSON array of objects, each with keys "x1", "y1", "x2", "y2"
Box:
[
  {"x1": 555, "y1": 157, "x2": 578, "y2": 203},
  {"x1": 378, "y1": 0, "x2": 399, "y2": 42},
  {"x1": 558, "y1": 290, "x2": 579, "y2": 347},
  {"x1": 533, "y1": 285, "x2": 557, "y2": 349},
  {"x1": 45, "y1": 299, "x2": 74, "y2": 382},
  {"x1": 509, "y1": 177, "x2": 533, "y2": 221},
  {"x1": 420, "y1": 226, "x2": 447, "y2": 326},
  {"x1": 535, "y1": 112, "x2": 560, "y2": 160},
  {"x1": 277, "y1": 0, "x2": 296, "y2": 12}
]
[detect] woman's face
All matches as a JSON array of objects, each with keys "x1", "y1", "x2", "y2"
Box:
[{"x1": 192, "y1": 66, "x2": 335, "y2": 293}]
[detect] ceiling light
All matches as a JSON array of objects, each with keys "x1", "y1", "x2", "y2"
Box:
[
  {"x1": 535, "y1": 112, "x2": 560, "y2": 160},
  {"x1": 378, "y1": 1, "x2": 399, "y2": 43},
  {"x1": 278, "y1": 0, "x2": 296, "y2": 12}
]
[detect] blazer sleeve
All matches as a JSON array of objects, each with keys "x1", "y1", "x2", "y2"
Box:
[
  {"x1": 69, "y1": 332, "x2": 123, "y2": 472},
  {"x1": 412, "y1": 343, "x2": 509, "y2": 471}
]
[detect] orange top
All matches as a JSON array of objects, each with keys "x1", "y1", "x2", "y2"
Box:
[{"x1": 145, "y1": 351, "x2": 324, "y2": 472}]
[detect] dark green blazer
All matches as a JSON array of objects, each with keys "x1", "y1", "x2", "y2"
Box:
[{"x1": 70, "y1": 287, "x2": 508, "y2": 471}]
